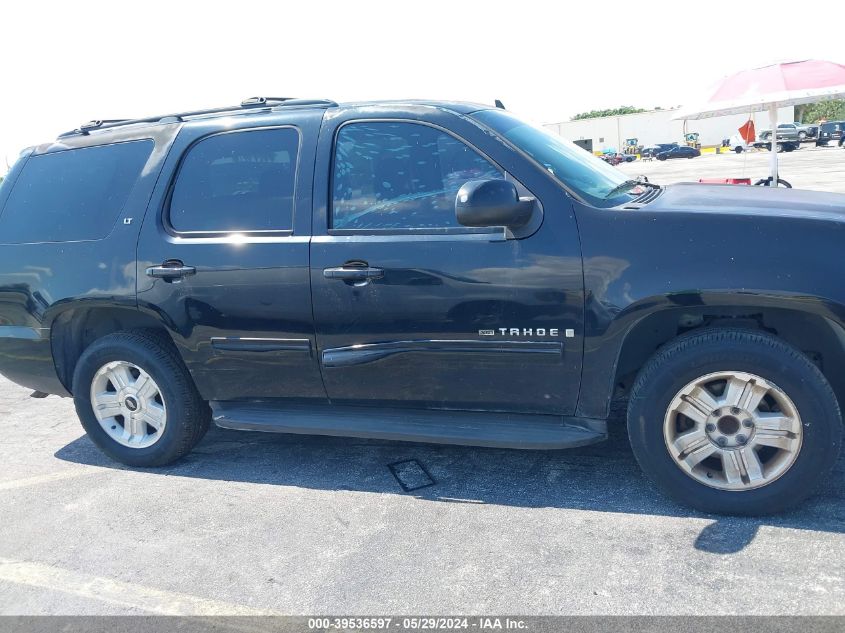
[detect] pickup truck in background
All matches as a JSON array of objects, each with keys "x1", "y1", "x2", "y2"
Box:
[
  {"x1": 757, "y1": 122, "x2": 817, "y2": 145},
  {"x1": 0, "y1": 97, "x2": 843, "y2": 516},
  {"x1": 795, "y1": 123, "x2": 819, "y2": 140},
  {"x1": 758, "y1": 123, "x2": 801, "y2": 142}
]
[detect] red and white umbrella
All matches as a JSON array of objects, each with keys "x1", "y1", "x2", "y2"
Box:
[{"x1": 674, "y1": 60, "x2": 845, "y2": 184}]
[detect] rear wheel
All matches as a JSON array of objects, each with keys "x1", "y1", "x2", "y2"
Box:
[
  {"x1": 627, "y1": 329, "x2": 842, "y2": 515},
  {"x1": 734, "y1": 146, "x2": 743, "y2": 153},
  {"x1": 72, "y1": 330, "x2": 210, "y2": 467}
]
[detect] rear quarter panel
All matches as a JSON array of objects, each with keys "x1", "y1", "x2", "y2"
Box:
[{"x1": 0, "y1": 127, "x2": 176, "y2": 394}]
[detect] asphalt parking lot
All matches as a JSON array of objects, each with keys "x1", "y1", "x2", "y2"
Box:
[
  {"x1": 1, "y1": 374, "x2": 844, "y2": 616},
  {"x1": 618, "y1": 144, "x2": 845, "y2": 192}
]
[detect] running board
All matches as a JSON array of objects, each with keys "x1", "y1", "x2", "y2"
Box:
[{"x1": 210, "y1": 401, "x2": 606, "y2": 450}]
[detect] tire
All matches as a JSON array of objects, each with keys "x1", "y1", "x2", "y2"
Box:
[
  {"x1": 72, "y1": 330, "x2": 210, "y2": 467},
  {"x1": 798, "y1": 131, "x2": 807, "y2": 141},
  {"x1": 627, "y1": 329, "x2": 842, "y2": 515},
  {"x1": 753, "y1": 177, "x2": 792, "y2": 188},
  {"x1": 734, "y1": 146, "x2": 743, "y2": 153}
]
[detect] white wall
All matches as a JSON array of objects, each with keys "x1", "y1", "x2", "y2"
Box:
[{"x1": 544, "y1": 106, "x2": 795, "y2": 151}]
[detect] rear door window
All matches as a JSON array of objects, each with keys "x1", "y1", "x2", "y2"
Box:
[
  {"x1": 168, "y1": 127, "x2": 299, "y2": 234},
  {"x1": 0, "y1": 140, "x2": 153, "y2": 244}
]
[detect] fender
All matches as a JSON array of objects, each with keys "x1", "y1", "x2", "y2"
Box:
[
  {"x1": 577, "y1": 289, "x2": 845, "y2": 420},
  {"x1": 572, "y1": 191, "x2": 845, "y2": 421}
]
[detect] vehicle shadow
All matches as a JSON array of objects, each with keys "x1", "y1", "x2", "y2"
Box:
[{"x1": 54, "y1": 403, "x2": 845, "y2": 555}]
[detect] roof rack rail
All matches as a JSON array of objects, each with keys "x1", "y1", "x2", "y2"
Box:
[
  {"x1": 240, "y1": 96, "x2": 293, "y2": 107},
  {"x1": 271, "y1": 98, "x2": 339, "y2": 109},
  {"x1": 79, "y1": 119, "x2": 130, "y2": 132},
  {"x1": 59, "y1": 96, "x2": 337, "y2": 138}
]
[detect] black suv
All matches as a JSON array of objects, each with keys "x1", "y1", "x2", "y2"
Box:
[
  {"x1": 817, "y1": 121, "x2": 845, "y2": 146},
  {"x1": 1, "y1": 97, "x2": 843, "y2": 515}
]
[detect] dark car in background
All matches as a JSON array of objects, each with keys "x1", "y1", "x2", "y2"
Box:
[
  {"x1": 817, "y1": 121, "x2": 845, "y2": 146},
  {"x1": 641, "y1": 142, "x2": 678, "y2": 158},
  {"x1": 656, "y1": 145, "x2": 700, "y2": 160}
]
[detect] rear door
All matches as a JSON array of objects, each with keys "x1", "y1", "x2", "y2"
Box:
[
  {"x1": 309, "y1": 106, "x2": 585, "y2": 415},
  {"x1": 137, "y1": 110, "x2": 327, "y2": 402}
]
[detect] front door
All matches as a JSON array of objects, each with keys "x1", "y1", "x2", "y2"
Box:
[
  {"x1": 137, "y1": 112, "x2": 326, "y2": 402},
  {"x1": 310, "y1": 109, "x2": 584, "y2": 414}
]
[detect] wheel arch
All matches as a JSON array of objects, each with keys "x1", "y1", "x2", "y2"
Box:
[
  {"x1": 608, "y1": 304, "x2": 845, "y2": 419},
  {"x1": 49, "y1": 304, "x2": 174, "y2": 394}
]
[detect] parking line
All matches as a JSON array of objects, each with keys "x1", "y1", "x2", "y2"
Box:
[
  {"x1": 0, "y1": 469, "x2": 100, "y2": 491},
  {"x1": 0, "y1": 558, "x2": 278, "y2": 615}
]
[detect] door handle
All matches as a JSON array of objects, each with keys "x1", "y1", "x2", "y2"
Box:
[
  {"x1": 146, "y1": 260, "x2": 197, "y2": 279},
  {"x1": 323, "y1": 266, "x2": 384, "y2": 281}
]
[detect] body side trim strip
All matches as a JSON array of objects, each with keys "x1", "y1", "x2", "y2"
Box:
[
  {"x1": 0, "y1": 326, "x2": 48, "y2": 341},
  {"x1": 211, "y1": 337, "x2": 312, "y2": 355},
  {"x1": 322, "y1": 339, "x2": 563, "y2": 368}
]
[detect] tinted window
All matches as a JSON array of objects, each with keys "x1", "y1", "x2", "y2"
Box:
[
  {"x1": 332, "y1": 122, "x2": 501, "y2": 230},
  {"x1": 169, "y1": 128, "x2": 298, "y2": 233},
  {"x1": 0, "y1": 141, "x2": 153, "y2": 244},
  {"x1": 472, "y1": 109, "x2": 632, "y2": 208}
]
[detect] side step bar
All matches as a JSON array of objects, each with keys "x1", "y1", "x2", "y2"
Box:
[{"x1": 210, "y1": 401, "x2": 606, "y2": 450}]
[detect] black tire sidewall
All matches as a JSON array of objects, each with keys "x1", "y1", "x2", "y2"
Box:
[
  {"x1": 72, "y1": 332, "x2": 205, "y2": 467},
  {"x1": 628, "y1": 331, "x2": 842, "y2": 514}
]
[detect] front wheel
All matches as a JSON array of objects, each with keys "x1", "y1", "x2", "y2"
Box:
[
  {"x1": 627, "y1": 329, "x2": 842, "y2": 515},
  {"x1": 72, "y1": 330, "x2": 210, "y2": 467}
]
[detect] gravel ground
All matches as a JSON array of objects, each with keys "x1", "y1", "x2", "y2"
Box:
[{"x1": 0, "y1": 375, "x2": 843, "y2": 616}]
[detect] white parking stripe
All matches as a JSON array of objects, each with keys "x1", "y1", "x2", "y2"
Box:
[
  {"x1": 0, "y1": 469, "x2": 99, "y2": 491},
  {"x1": 0, "y1": 558, "x2": 278, "y2": 615}
]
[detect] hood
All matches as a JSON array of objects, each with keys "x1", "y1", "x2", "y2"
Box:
[{"x1": 645, "y1": 183, "x2": 845, "y2": 222}]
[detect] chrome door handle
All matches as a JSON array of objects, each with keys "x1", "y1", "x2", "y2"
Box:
[
  {"x1": 323, "y1": 266, "x2": 384, "y2": 281},
  {"x1": 146, "y1": 261, "x2": 197, "y2": 279}
]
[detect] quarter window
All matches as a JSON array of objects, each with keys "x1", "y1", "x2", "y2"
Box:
[
  {"x1": 169, "y1": 128, "x2": 299, "y2": 233},
  {"x1": 332, "y1": 122, "x2": 502, "y2": 230},
  {"x1": 0, "y1": 140, "x2": 153, "y2": 244}
]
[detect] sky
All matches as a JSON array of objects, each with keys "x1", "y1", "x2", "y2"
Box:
[{"x1": 1, "y1": 0, "x2": 842, "y2": 172}]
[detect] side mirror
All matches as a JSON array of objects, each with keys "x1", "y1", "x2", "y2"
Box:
[{"x1": 455, "y1": 179, "x2": 534, "y2": 229}]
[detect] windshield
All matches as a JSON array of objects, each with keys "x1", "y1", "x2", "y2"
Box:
[{"x1": 472, "y1": 109, "x2": 638, "y2": 208}]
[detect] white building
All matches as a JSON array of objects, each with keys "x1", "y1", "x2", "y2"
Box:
[{"x1": 543, "y1": 106, "x2": 795, "y2": 153}]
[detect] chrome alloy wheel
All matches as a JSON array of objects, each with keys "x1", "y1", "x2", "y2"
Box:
[
  {"x1": 90, "y1": 360, "x2": 167, "y2": 449},
  {"x1": 663, "y1": 371, "x2": 803, "y2": 491}
]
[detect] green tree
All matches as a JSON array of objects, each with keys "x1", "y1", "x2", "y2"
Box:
[
  {"x1": 571, "y1": 106, "x2": 647, "y2": 121},
  {"x1": 796, "y1": 100, "x2": 845, "y2": 123}
]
